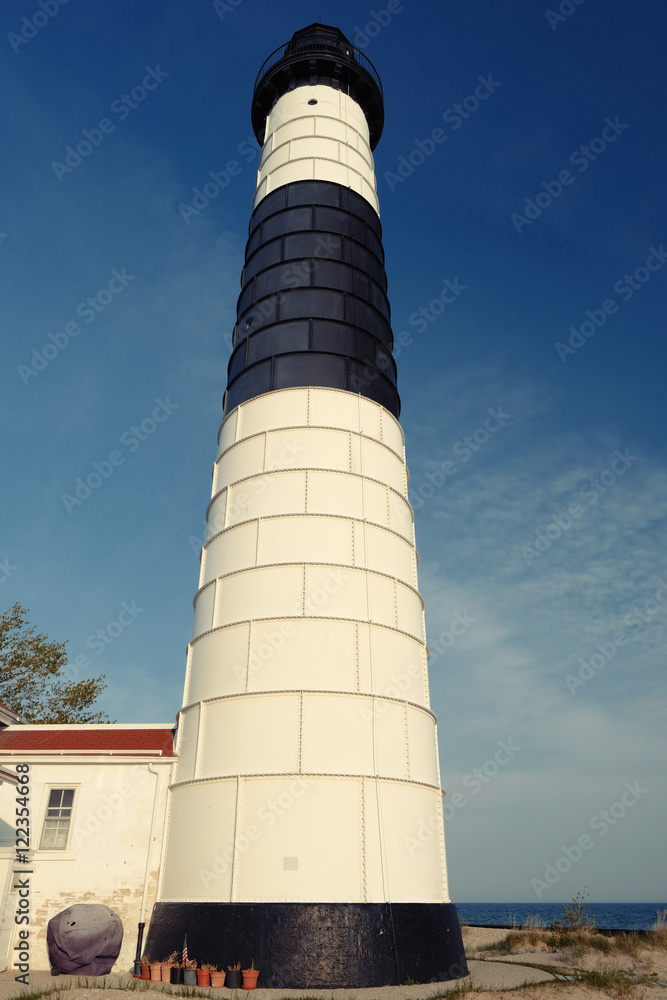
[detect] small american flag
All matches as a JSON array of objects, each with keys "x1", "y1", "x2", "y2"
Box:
[{"x1": 182, "y1": 935, "x2": 188, "y2": 965}]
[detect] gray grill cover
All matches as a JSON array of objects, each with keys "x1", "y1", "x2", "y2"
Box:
[{"x1": 47, "y1": 904, "x2": 123, "y2": 975}]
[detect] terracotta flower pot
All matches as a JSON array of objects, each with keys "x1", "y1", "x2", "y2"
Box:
[
  {"x1": 140, "y1": 965, "x2": 150, "y2": 980},
  {"x1": 210, "y1": 971, "x2": 226, "y2": 987},
  {"x1": 196, "y1": 970, "x2": 211, "y2": 986},
  {"x1": 242, "y1": 969, "x2": 259, "y2": 990},
  {"x1": 150, "y1": 963, "x2": 162, "y2": 981},
  {"x1": 161, "y1": 964, "x2": 172, "y2": 982}
]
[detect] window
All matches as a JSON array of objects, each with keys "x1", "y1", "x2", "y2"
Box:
[{"x1": 40, "y1": 788, "x2": 75, "y2": 850}]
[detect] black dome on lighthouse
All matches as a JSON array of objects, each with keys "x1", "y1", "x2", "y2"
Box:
[{"x1": 251, "y1": 23, "x2": 384, "y2": 149}]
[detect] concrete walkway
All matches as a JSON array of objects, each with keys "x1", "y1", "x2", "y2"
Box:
[{"x1": 0, "y1": 962, "x2": 555, "y2": 1000}]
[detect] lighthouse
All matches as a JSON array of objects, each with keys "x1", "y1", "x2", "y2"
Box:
[{"x1": 146, "y1": 24, "x2": 467, "y2": 988}]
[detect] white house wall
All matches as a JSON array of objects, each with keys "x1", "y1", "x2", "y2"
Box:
[{"x1": 0, "y1": 758, "x2": 172, "y2": 972}]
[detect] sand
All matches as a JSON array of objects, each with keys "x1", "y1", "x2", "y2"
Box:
[
  {"x1": 1, "y1": 926, "x2": 665, "y2": 1000},
  {"x1": 462, "y1": 923, "x2": 667, "y2": 999}
]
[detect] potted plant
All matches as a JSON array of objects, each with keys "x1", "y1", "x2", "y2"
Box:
[
  {"x1": 226, "y1": 962, "x2": 242, "y2": 989},
  {"x1": 197, "y1": 963, "x2": 215, "y2": 987},
  {"x1": 242, "y1": 959, "x2": 259, "y2": 990},
  {"x1": 149, "y1": 958, "x2": 163, "y2": 981},
  {"x1": 163, "y1": 951, "x2": 179, "y2": 982},
  {"x1": 170, "y1": 960, "x2": 184, "y2": 984},
  {"x1": 140, "y1": 954, "x2": 151, "y2": 980},
  {"x1": 183, "y1": 959, "x2": 198, "y2": 985},
  {"x1": 209, "y1": 966, "x2": 226, "y2": 988}
]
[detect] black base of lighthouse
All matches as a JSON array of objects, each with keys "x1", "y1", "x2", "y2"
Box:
[{"x1": 145, "y1": 901, "x2": 468, "y2": 988}]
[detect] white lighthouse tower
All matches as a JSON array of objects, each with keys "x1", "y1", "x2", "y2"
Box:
[{"x1": 147, "y1": 24, "x2": 467, "y2": 987}]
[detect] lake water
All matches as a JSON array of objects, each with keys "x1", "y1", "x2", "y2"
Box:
[{"x1": 455, "y1": 902, "x2": 666, "y2": 930}]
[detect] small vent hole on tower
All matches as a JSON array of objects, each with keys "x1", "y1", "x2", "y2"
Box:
[{"x1": 308, "y1": 99, "x2": 318, "y2": 105}]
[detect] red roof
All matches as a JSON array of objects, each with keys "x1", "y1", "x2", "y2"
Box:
[
  {"x1": 0, "y1": 701, "x2": 24, "y2": 721},
  {"x1": 0, "y1": 726, "x2": 175, "y2": 757}
]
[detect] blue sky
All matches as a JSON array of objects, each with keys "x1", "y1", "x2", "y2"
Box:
[{"x1": 1, "y1": 0, "x2": 666, "y2": 905}]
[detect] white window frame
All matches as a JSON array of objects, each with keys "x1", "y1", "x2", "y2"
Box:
[{"x1": 38, "y1": 786, "x2": 78, "y2": 852}]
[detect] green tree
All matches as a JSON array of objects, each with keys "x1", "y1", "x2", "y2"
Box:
[{"x1": 0, "y1": 603, "x2": 110, "y2": 723}]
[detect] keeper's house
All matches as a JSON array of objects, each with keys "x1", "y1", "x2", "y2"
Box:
[{"x1": 0, "y1": 705, "x2": 175, "y2": 973}]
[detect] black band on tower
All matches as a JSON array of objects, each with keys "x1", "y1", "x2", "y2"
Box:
[
  {"x1": 145, "y1": 901, "x2": 468, "y2": 988},
  {"x1": 224, "y1": 179, "x2": 400, "y2": 418}
]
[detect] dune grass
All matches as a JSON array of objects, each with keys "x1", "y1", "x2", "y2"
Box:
[
  {"x1": 475, "y1": 903, "x2": 667, "y2": 961},
  {"x1": 476, "y1": 924, "x2": 667, "y2": 960},
  {"x1": 577, "y1": 967, "x2": 653, "y2": 997}
]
